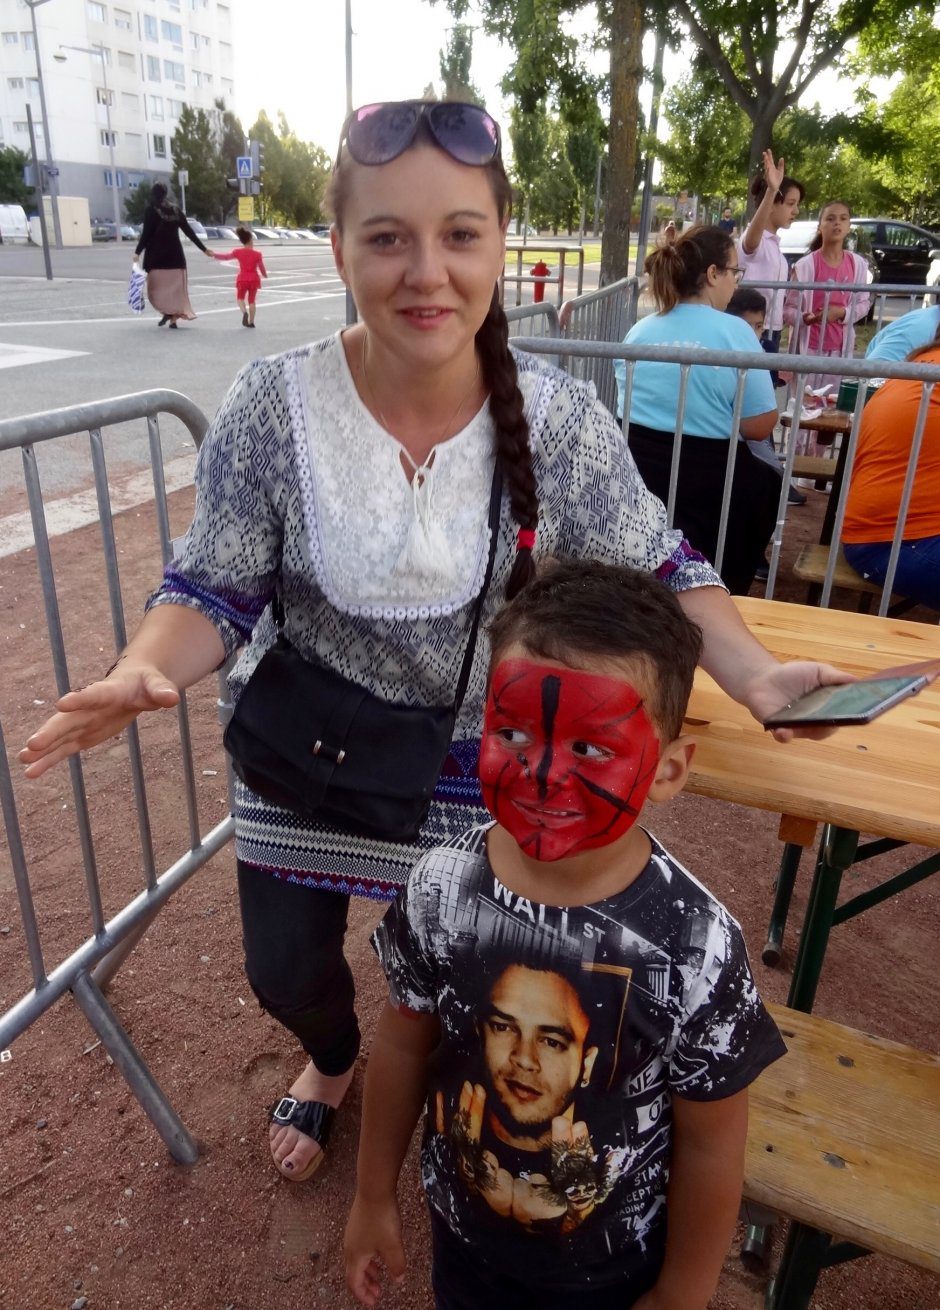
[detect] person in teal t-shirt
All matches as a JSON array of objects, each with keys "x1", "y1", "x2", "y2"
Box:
[
  {"x1": 865, "y1": 305, "x2": 940, "y2": 364},
  {"x1": 613, "y1": 226, "x2": 780, "y2": 595}
]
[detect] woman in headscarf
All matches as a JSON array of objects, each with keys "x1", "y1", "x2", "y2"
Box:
[{"x1": 134, "y1": 181, "x2": 212, "y2": 327}]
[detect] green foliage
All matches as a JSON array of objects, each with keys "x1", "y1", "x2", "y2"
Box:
[
  {"x1": 0, "y1": 146, "x2": 32, "y2": 205},
  {"x1": 123, "y1": 180, "x2": 151, "y2": 224},
  {"x1": 171, "y1": 105, "x2": 226, "y2": 220},
  {"x1": 247, "y1": 111, "x2": 332, "y2": 228},
  {"x1": 439, "y1": 24, "x2": 484, "y2": 103}
]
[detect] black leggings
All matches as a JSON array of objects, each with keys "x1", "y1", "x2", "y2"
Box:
[
  {"x1": 627, "y1": 423, "x2": 781, "y2": 595},
  {"x1": 236, "y1": 860, "x2": 361, "y2": 1076}
]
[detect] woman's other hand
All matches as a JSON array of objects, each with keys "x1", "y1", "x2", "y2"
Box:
[
  {"x1": 742, "y1": 660, "x2": 855, "y2": 742},
  {"x1": 19, "y1": 665, "x2": 180, "y2": 778}
]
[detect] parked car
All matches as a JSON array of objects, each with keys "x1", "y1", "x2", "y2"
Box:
[
  {"x1": 849, "y1": 219, "x2": 940, "y2": 285},
  {"x1": 248, "y1": 226, "x2": 281, "y2": 240},
  {"x1": 309, "y1": 224, "x2": 331, "y2": 237},
  {"x1": 185, "y1": 217, "x2": 209, "y2": 240},
  {"x1": 291, "y1": 227, "x2": 330, "y2": 240},
  {"x1": 203, "y1": 225, "x2": 224, "y2": 239},
  {"x1": 925, "y1": 247, "x2": 940, "y2": 307},
  {"x1": 216, "y1": 225, "x2": 239, "y2": 240},
  {"x1": 92, "y1": 221, "x2": 138, "y2": 241},
  {"x1": 778, "y1": 220, "x2": 820, "y2": 266},
  {"x1": 506, "y1": 219, "x2": 537, "y2": 238}
]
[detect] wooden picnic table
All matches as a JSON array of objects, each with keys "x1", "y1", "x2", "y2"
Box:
[
  {"x1": 684, "y1": 596, "x2": 940, "y2": 1011},
  {"x1": 779, "y1": 409, "x2": 853, "y2": 545}
]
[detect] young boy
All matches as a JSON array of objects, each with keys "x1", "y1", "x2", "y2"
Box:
[
  {"x1": 345, "y1": 560, "x2": 786, "y2": 1310},
  {"x1": 211, "y1": 225, "x2": 267, "y2": 327}
]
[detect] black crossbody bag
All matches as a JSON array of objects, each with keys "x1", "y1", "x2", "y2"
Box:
[{"x1": 223, "y1": 466, "x2": 502, "y2": 843}]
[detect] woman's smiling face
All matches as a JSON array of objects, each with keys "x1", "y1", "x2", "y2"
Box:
[{"x1": 330, "y1": 145, "x2": 507, "y2": 374}]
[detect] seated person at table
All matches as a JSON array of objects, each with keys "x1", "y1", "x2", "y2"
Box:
[
  {"x1": 614, "y1": 226, "x2": 781, "y2": 595},
  {"x1": 865, "y1": 304, "x2": 940, "y2": 365},
  {"x1": 345, "y1": 559, "x2": 786, "y2": 1310},
  {"x1": 842, "y1": 321, "x2": 940, "y2": 611}
]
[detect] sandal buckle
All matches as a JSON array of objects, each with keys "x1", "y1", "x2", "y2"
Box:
[{"x1": 272, "y1": 1095, "x2": 299, "y2": 1123}]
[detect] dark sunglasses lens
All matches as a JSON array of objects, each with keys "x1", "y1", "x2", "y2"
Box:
[
  {"x1": 346, "y1": 103, "x2": 418, "y2": 164},
  {"x1": 428, "y1": 104, "x2": 499, "y2": 165}
]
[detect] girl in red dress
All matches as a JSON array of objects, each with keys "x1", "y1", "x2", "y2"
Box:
[{"x1": 213, "y1": 226, "x2": 268, "y2": 327}]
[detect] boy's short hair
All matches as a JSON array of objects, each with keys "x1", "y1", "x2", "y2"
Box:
[
  {"x1": 235, "y1": 225, "x2": 253, "y2": 244},
  {"x1": 726, "y1": 287, "x2": 766, "y2": 318},
  {"x1": 487, "y1": 559, "x2": 703, "y2": 742}
]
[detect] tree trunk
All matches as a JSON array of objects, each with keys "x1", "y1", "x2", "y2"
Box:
[
  {"x1": 745, "y1": 108, "x2": 778, "y2": 219},
  {"x1": 601, "y1": 0, "x2": 644, "y2": 286}
]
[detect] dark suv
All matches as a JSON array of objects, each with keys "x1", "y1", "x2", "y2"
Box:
[{"x1": 850, "y1": 219, "x2": 940, "y2": 285}]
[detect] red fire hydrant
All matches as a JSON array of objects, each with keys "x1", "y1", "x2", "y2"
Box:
[{"x1": 531, "y1": 259, "x2": 551, "y2": 303}]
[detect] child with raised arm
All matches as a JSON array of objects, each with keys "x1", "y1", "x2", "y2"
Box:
[
  {"x1": 212, "y1": 224, "x2": 267, "y2": 327},
  {"x1": 345, "y1": 559, "x2": 786, "y2": 1310}
]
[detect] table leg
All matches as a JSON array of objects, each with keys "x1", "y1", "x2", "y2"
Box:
[
  {"x1": 763, "y1": 842, "x2": 804, "y2": 967},
  {"x1": 766, "y1": 1222, "x2": 831, "y2": 1310},
  {"x1": 787, "y1": 826, "x2": 859, "y2": 1013}
]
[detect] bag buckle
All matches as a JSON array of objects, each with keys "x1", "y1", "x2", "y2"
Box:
[{"x1": 312, "y1": 740, "x2": 346, "y2": 765}]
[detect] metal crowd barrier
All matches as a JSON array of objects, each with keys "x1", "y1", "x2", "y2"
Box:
[
  {"x1": 558, "y1": 279, "x2": 641, "y2": 415},
  {"x1": 513, "y1": 334, "x2": 940, "y2": 615},
  {"x1": 0, "y1": 390, "x2": 235, "y2": 1164}
]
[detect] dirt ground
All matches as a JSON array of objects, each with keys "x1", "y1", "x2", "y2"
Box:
[{"x1": 1, "y1": 477, "x2": 938, "y2": 1310}]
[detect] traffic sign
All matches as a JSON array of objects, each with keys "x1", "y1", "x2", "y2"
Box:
[
  {"x1": 236, "y1": 156, "x2": 253, "y2": 179},
  {"x1": 237, "y1": 196, "x2": 255, "y2": 222}
]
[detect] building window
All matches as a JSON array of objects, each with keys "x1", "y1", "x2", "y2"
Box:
[
  {"x1": 118, "y1": 49, "x2": 135, "y2": 69},
  {"x1": 96, "y1": 87, "x2": 114, "y2": 106},
  {"x1": 148, "y1": 94, "x2": 164, "y2": 119},
  {"x1": 100, "y1": 129, "x2": 118, "y2": 146},
  {"x1": 7, "y1": 76, "x2": 24, "y2": 89},
  {"x1": 189, "y1": 30, "x2": 199, "y2": 49},
  {"x1": 143, "y1": 12, "x2": 157, "y2": 40},
  {"x1": 166, "y1": 98, "x2": 183, "y2": 119},
  {"x1": 104, "y1": 169, "x2": 125, "y2": 188},
  {"x1": 192, "y1": 69, "x2": 212, "y2": 88},
  {"x1": 114, "y1": 8, "x2": 132, "y2": 28},
  {"x1": 152, "y1": 133, "x2": 167, "y2": 157},
  {"x1": 163, "y1": 59, "x2": 184, "y2": 83},
  {"x1": 160, "y1": 19, "x2": 182, "y2": 43},
  {"x1": 146, "y1": 54, "x2": 161, "y2": 80},
  {"x1": 26, "y1": 77, "x2": 39, "y2": 96},
  {"x1": 21, "y1": 30, "x2": 34, "y2": 50},
  {"x1": 2, "y1": 32, "x2": 19, "y2": 45},
  {"x1": 122, "y1": 91, "x2": 140, "y2": 111},
  {"x1": 13, "y1": 120, "x2": 29, "y2": 135},
  {"x1": 87, "y1": 1, "x2": 107, "y2": 21}
]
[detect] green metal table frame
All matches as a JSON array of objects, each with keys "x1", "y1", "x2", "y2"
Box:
[{"x1": 750, "y1": 827, "x2": 940, "y2": 1306}]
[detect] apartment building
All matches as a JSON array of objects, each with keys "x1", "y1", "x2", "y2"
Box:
[{"x1": 0, "y1": 0, "x2": 235, "y2": 221}]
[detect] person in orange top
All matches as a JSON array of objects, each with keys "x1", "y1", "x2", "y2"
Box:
[
  {"x1": 842, "y1": 324, "x2": 940, "y2": 611},
  {"x1": 212, "y1": 225, "x2": 268, "y2": 327}
]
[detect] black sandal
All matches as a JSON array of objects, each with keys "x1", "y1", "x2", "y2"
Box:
[
  {"x1": 157, "y1": 315, "x2": 170, "y2": 326},
  {"x1": 269, "y1": 1095, "x2": 336, "y2": 1181}
]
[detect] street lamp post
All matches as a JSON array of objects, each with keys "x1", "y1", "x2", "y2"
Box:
[
  {"x1": 24, "y1": 0, "x2": 63, "y2": 249},
  {"x1": 55, "y1": 43, "x2": 122, "y2": 234}
]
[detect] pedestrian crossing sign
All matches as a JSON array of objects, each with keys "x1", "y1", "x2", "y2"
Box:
[{"x1": 236, "y1": 156, "x2": 253, "y2": 179}]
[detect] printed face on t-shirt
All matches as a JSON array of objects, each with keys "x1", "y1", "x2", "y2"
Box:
[
  {"x1": 479, "y1": 657, "x2": 661, "y2": 862},
  {"x1": 480, "y1": 963, "x2": 598, "y2": 1139}
]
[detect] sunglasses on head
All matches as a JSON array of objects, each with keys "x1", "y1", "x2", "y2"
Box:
[{"x1": 337, "y1": 100, "x2": 501, "y2": 169}]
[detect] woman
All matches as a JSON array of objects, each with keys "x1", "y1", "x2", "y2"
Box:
[
  {"x1": 842, "y1": 321, "x2": 940, "y2": 610},
  {"x1": 134, "y1": 182, "x2": 212, "y2": 327},
  {"x1": 615, "y1": 225, "x2": 782, "y2": 594},
  {"x1": 783, "y1": 200, "x2": 871, "y2": 456},
  {"x1": 21, "y1": 100, "x2": 847, "y2": 1185}
]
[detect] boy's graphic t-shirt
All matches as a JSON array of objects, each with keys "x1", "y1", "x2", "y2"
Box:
[{"x1": 374, "y1": 824, "x2": 785, "y2": 1291}]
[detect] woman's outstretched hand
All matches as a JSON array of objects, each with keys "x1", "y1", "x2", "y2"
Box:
[
  {"x1": 19, "y1": 665, "x2": 181, "y2": 779},
  {"x1": 741, "y1": 659, "x2": 855, "y2": 742}
]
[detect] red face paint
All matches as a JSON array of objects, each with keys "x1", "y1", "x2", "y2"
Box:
[{"x1": 479, "y1": 658, "x2": 660, "y2": 862}]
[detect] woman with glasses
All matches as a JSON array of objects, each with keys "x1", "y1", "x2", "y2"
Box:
[
  {"x1": 614, "y1": 225, "x2": 781, "y2": 594},
  {"x1": 21, "y1": 101, "x2": 847, "y2": 1189}
]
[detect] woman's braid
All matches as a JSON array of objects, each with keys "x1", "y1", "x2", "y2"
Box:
[{"x1": 476, "y1": 286, "x2": 539, "y2": 599}]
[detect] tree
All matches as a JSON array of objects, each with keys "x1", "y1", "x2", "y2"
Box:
[
  {"x1": 439, "y1": 23, "x2": 484, "y2": 103},
  {"x1": 247, "y1": 111, "x2": 332, "y2": 227},
  {"x1": 662, "y1": 0, "x2": 936, "y2": 202},
  {"x1": 124, "y1": 180, "x2": 151, "y2": 224},
  {"x1": 0, "y1": 146, "x2": 32, "y2": 205},
  {"x1": 171, "y1": 105, "x2": 226, "y2": 219}
]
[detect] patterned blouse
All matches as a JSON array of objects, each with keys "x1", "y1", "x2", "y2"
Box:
[{"x1": 147, "y1": 331, "x2": 721, "y2": 899}]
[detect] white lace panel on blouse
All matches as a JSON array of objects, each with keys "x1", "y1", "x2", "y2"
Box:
[{"x1": 291, "y1": 333, "x2": 496, "y2": 621}]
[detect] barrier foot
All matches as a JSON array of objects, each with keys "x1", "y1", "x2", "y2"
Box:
[
  {"x1": 71, "y1": 971, "x2": 199, "y2": 1165},
  {"x1": 91, "y1": 906, "x2": 161, "y2": 994}
]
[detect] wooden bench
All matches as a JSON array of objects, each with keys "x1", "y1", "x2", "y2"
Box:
[
  {"x1": 792, "y1": 543, "x2": 913, "y2": 615},
  {"x1": 744, "y1": 1004, "x2": 940, "y2": 1308},
  {"x1": 791, "y1": 455, "x2": 839, "y2": 482}
]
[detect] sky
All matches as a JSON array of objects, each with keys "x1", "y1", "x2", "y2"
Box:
[{"x1": 231, "y1": 0, "x2": 854, "y2": 171}]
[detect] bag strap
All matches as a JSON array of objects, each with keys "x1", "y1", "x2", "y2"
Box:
[
  {"x1": 271, "y1": 461, "x2": 504, "y2": 709},
  {"x1": 452, "y1": 460, "x2": 503, "y2": 715}
]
